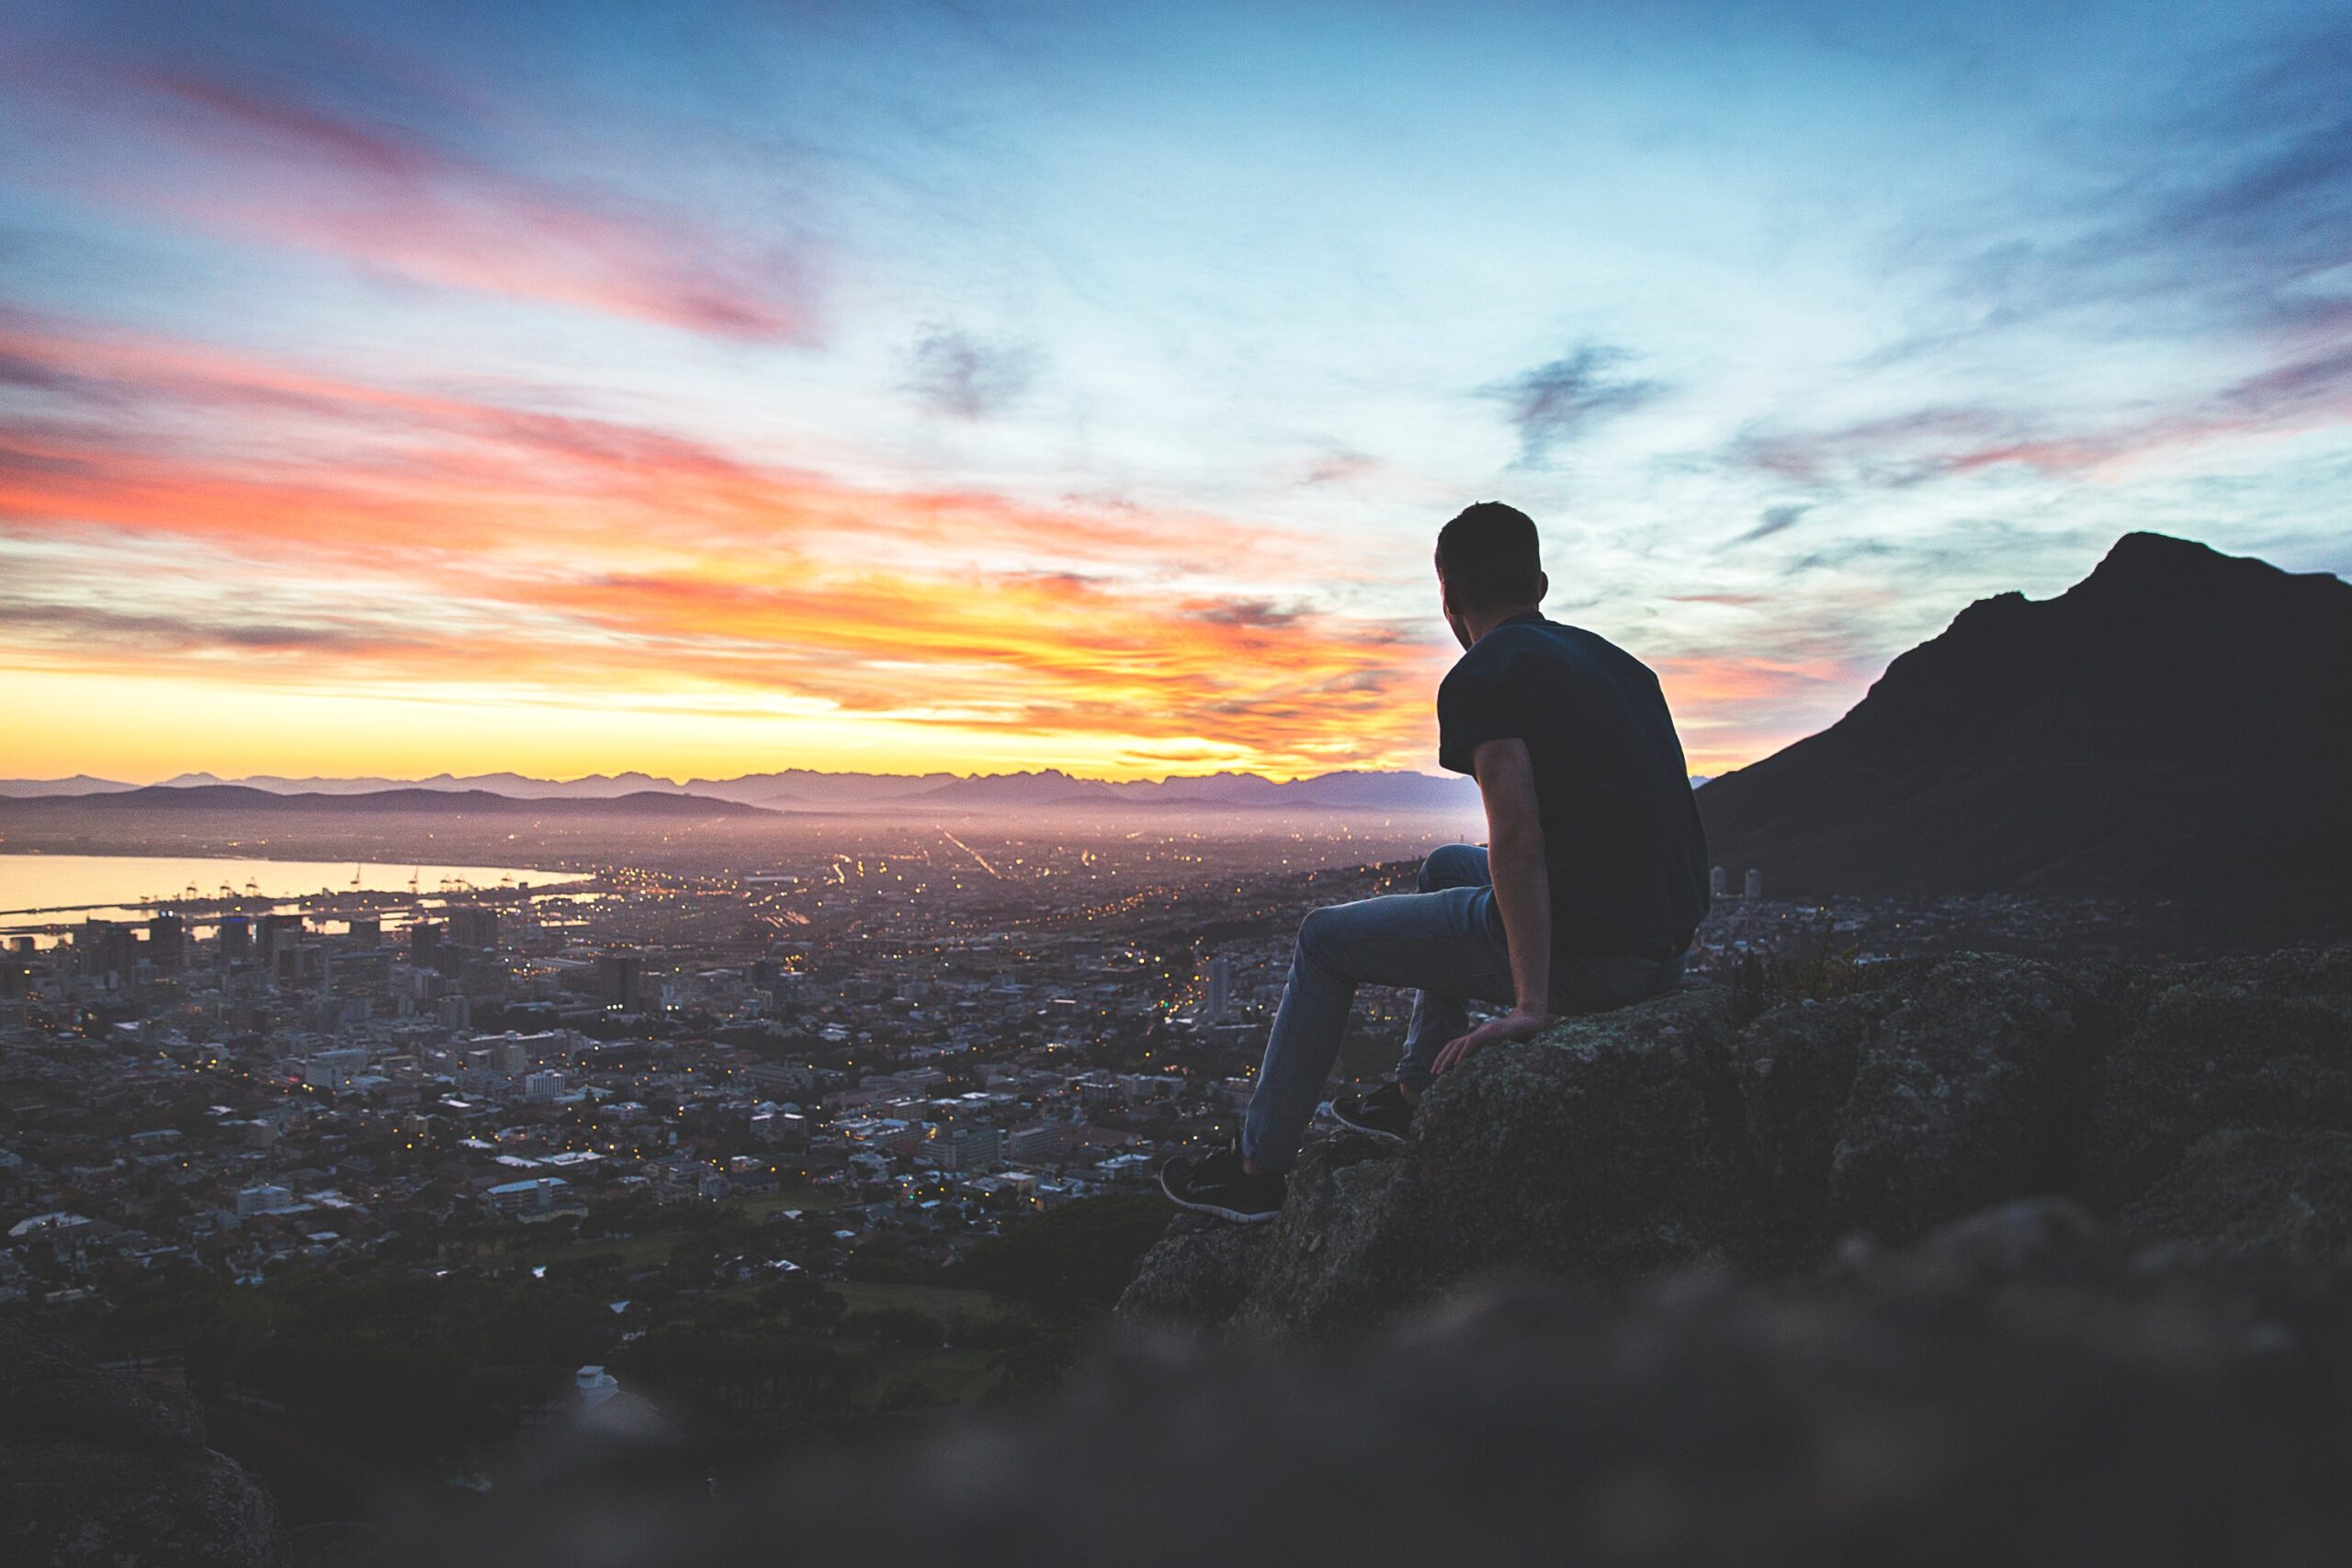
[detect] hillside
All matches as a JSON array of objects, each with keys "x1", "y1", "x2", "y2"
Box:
[{"x1": 1695, "y1": 532, "x2": 2352, "y2": 921}]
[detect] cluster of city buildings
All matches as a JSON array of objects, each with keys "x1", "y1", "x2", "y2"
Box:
[
  {"x1": 0, "y1": 836, "x2": 2142, "y2": 1313},
  {"x1": 0, "y1": 853, "x2": 1315, "y2": 1312}
]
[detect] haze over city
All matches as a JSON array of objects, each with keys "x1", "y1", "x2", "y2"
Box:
[{"x1": 6, "y1": 0, "x2": 2350, "y2": 785}]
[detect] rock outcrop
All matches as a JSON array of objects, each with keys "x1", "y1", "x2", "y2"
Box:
[
  {"x1": 1121, "y1": 946, "x2": 2352, "y2": 1333},
  {"x1": 0, "y1": 1318, "x2": 284, "y2": 1568},
  {"x1": 367, "y1": 1198, "x2": 2352, "y2": 1568}
]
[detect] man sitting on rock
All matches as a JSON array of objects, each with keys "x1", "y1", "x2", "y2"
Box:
[{"x1": 1162, "y1": 502, "x2": 1712, "y2": 1222}]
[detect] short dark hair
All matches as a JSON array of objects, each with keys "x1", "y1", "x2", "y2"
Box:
[{"x1": 1436, "y1": 502, "x2": 1543, "y2": 615}]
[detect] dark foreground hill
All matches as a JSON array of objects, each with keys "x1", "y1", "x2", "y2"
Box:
[
  {"x1": 1695, "y1": 532, "x2": 2352, "y2": 928},
  {"x1": 16, "y1": 946, "x2": 2352, "y2": 1566},
  {"x1": 363, "y1": 947, "x2": 2352, "y2": 1566}
]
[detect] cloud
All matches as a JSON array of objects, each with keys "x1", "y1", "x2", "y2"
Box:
[
  {"x1": 25, "y1": 54, "x2": 820, "y2": 342},
  {"x1": 0, "y1": 313, "x2": 1453, "y2": 776},
  {"x1": 1184, "y1": 599, "x2": 1305, "y2": 628},
  {"x1": 1485, "y1": 344, "x2": 1666, "y2": 468},
  {"x1": 906, "y1": 329, "x2": 1036, "y2": 419},
  {"x1": 1732, "y1": 503, "x2": 1815, "y2": 546},
  {"x1": 0, "y1": 598, "x2": 424, "y2": 656},
  {"x1": 1890, "y1": 20, "x2": 2352, "y2": 356},
  {"x1": 1807, "y1": 20, "x2": 2352, "y2": 510},
  {"x1": 1736, "y1": 336, "x2": 2352, "y2": 491},
  {"x1": 1726, "y1": 407, "x2": 2009, "y2": 489},
  {"x1": 1299, "y1": 447, "x2": 1378, "y2": 487}
]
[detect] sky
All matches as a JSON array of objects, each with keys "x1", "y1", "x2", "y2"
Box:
[{"x1": 3, "y1": 0, "x2": 2348, "y2": 784}]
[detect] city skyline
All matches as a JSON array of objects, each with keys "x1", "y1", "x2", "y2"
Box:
[{"x1": 6, "y1": 1, "x2": 2351, "y2": 784}]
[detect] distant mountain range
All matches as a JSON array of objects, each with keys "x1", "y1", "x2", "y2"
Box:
[
  {"x1": 1696, "y1": 531, "x2": 2352, "y2": 919},
  {"x1": 0, "y1": 785, "x2": 774, "y2": 818},
  {"x1": 0, "y1": 767, "x2": 1491, "y2": 814}
]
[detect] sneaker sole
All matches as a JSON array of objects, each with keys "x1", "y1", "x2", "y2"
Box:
[
  {"x1": 1328, "y1": 1107, "x2": 1410, "y2": 1147},
  {"x1": 1159, "y1": 1170, "x2": 1281, "y2": 1224}
]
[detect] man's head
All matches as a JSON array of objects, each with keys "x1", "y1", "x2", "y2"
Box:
[{"x1": 1435, "y1": 502, "x2": 1546, "y2": 649}]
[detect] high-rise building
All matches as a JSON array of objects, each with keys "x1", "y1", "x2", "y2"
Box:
[
  {"x1": 345, "y1": 914, "x2": 381, "y2": 947},
  {"x1": 257, "y1": 914, "x2": 305, "y2": 970},
  {"x1": 597, "y1": 953, "x2": 642, "y2": 1011},
  {"x1": 147, "y1": 912, "x2": 186, "y2": 974},
  {"x1": 438, "y1": 993, "x2": 471, "y2": 1031},
  {"x1": 939, "y1": 1123, "x2": 1004, "y2": 1171},
  {"x1": 326, "y1": 950, "x2": 391, "y2": 998},
  {"x1": 408, "y1": 921, "x2": 443, "y2": 964},
  {"x1": 1708, "y1": 865, "x2": 1727, "y2": 898},
  {"x1": 1006, "y1": 1122, "x2": 1062, "y2": 1165},
  {"x1": 445, "y1": 906, "x2": 499, "y2": 949},
  {"x1": 218, "y1": 914, "x2": 252, "y2": 964},
  {"x1": 303, "y1": 1047, "x2": 368, "y2": 1090},
  {"x1": 1744, "y1": 868, "x2": 1764, "y2": 900},
  {"x1": 277, "y1": 942, "x2": 325, "y2": 987},
  {"x1": 80, "y1": 920, "x2": 136, "y2": 987},
  {"x1": 1206, "y1": 954, "x2": 1233, "y2": 1022}
]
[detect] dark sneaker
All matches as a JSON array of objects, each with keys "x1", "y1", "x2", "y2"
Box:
[
  {"x1": 1160, "y1": 1145, "x2": 1285, "y2": 1224},
  {"x1": 1329, "y1": 1081, "x2": 1415, "y2": 1145}
]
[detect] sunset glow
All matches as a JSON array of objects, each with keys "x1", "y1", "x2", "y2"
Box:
[{"x1": 5, "y1": 1, "x2": 2348, "y2": 784}]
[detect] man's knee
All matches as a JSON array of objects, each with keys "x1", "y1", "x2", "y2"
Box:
[
  {"x1": 1419, "y1": 841, "x2": 1481, "y2": 893},
  {"x1": 1295, "y1": 903, "x2": 1343, "y2": 957}
]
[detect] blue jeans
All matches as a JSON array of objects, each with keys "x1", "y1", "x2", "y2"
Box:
[{"x1": 1238, "y1": 842, "x2": 1683, "y2": 1173}]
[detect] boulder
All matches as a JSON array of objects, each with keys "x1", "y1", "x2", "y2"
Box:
[
  {"x1": 2084, "y1": 950, "x2": 2352, "y2": 1212},
  {"x1": 2118, "y1": 1126, "x2": 2352, "y2": 1263},
  {"x1": 1725, "y1": 953, "x2": 2116, "y2": 1245},
  {"x1": 1125, "y1": 983, "x2": 1773, "y2": 1333},
  {"x1": 1123, "y1": 945, "x2": 2352, "y2": 1333},
  {"x1": 0, "y1": 1319, "x2": 283, "y2": 1568},
  {"x1": 3, "y1": 1438, "x2": 283, "y2": 1568},
  {"x1": 1813, "y1": 954, "x2": 2112, "y2": 1239}
]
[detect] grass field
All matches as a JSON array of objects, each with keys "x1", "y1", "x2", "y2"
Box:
[
  {"x1": 875, "y1": 1342, "x2": 1000, "y2": 1405},
  {"x1": 488, "y1": 1184, "x2": 852, "y2": 1270},
  {"x1": 835, "y1": 1278, "x2": 1012, "y2": 1322}
]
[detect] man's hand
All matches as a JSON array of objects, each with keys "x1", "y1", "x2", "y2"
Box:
[{"x1": 1432, "y1": 1005, "x2": 1551, "y2": 1076}]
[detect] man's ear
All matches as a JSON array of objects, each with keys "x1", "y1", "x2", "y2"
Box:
[{"x1": 1531, "y1": 569, "x2": 1549, "y2": 604}]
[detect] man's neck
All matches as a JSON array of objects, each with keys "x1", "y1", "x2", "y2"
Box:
[{"x1": 1462, "y1": 604, "x2": 1542, "y2": 646}]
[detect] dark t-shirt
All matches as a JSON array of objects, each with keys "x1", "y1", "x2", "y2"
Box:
[{"x1": 1437, "y1": 612, "x2": 1710, "y2": 958}]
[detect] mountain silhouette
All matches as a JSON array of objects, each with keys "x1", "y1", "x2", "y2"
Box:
[
  {"x1": 12, "y1": 785, "x2": 773, "y2": 817},
  {"x1": 0, "y1": 767, "x2": 1486, "y2": 813},
  {"x1": 907, "y1": 769, "x2": 1121, "y2": 806},
  {"x1": 1695, "y1": 532, "x2": 2352, "y2": 924}
]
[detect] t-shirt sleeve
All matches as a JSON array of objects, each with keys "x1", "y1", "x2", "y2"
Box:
[{"x1": 1436, "y1": 654, "x2": 1521, "y2": 776}]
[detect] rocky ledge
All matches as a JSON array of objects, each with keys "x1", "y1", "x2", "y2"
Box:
[
  {"x1": 0, "y1": 1317, "x2": 284, "y2": 1568},
  {"x1": 373, "y1": 1198, "x2": 2352, "y2": 1568},
  {"x1": 1120, "y1": 946, "x2": 2352, "y2": 1333}
]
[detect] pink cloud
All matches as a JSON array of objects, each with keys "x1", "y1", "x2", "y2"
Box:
[{"x1": 55, "y1": 63, "x2": 820, "y2": 342}]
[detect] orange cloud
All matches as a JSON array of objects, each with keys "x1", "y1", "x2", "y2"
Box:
[{"x1": 0, "y1": 314, "x2": 1453, "y2": 778}]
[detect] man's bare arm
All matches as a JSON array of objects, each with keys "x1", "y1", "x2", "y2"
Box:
[{"x1": 1433, "y1": 737, "x2": 1552, "y2": 1075}]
